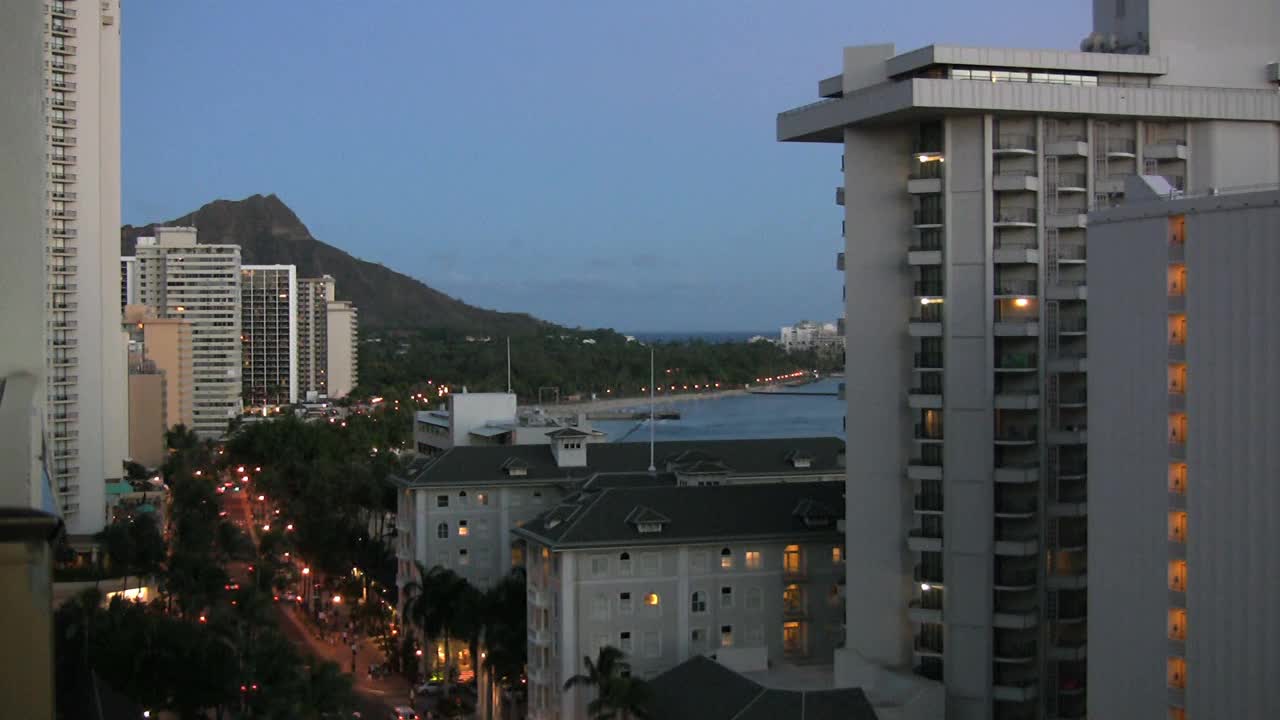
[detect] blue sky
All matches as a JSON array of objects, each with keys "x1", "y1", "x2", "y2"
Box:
[{"x1": 123, "y1": 1, "x2": 1087, "y2": 332}]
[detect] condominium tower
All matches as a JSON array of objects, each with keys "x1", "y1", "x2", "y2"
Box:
[
  {"x1": 777, "y1": 1, "x2": 1279, "y2": 718},
  {"x1": 325, "y1": 298, "x2": 358, "y2": 398},
  {"x1": 1088, "y1": 181, "x2": 1280, "y2": 720},
  {"x1": 135, "y1": 227, "x2": 242, "y2": 438},
  {"x1": 120, "y1": 255, "x2": 137, "y2": 307},
  {"x1": 43, "y1": 0, "x2": 128, "y2": 532},
  {"x1": 240, "y1": 264, "x2": 298, "y2": 406},
  {"x1": 297, "y1": 275, "x2": 334, "y2": 398}
]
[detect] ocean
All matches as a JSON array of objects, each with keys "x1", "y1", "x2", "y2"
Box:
[
  {"x1": 593, "y1": 378, "x2": 845, "y2": 443},
  {"x1": 626, "y1": 331, "x2": 774, "y2": 344}
]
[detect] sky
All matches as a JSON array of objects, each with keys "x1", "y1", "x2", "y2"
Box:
[{"x1": 123, "y1": 1, "x2": 1088, "y2": 332}]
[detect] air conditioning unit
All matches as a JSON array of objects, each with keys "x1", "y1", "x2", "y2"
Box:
[{"x1": 1268, "y1": 62, "x2": 1280, "y2": 84}]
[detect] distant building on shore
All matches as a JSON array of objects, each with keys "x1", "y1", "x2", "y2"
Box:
[
  {"x1": 779, "y1": 320, "x2": 843, "y2": 357},
  {"x1": 413, "y1": 392, "x2": 604, "y2": 456}
]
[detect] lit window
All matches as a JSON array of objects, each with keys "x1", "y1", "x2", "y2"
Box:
[
  {"x1": 720, "y1": 625, "x2": 734, "y2": 648},
  {"x1": 476, "y1": 492, "x2": 489, "y2": 506},
  {"x1": 436, "y1": 522, "x2": 448, "y2": 539},
  {"x1": 720, "y1": 586, "x2": 734, "y2": 609},
  {"x1": 457, "y1": 520, "x2": 469, "y2": 537},
  {"x1": 832, "y1": 546, "x2": 844, "y2": 564},
  {"x1": 458, "y1": 549, "x2": 470, "y2": 566},
  {"x1": 720, "y1": 547, "x2": 733, "y2": 569},
  {"x1": 744, "y1": 551, "x2": 761, "y2": 570},
  {"x1": 644, "y1": 592, "x2": 660, "y2": 607}
]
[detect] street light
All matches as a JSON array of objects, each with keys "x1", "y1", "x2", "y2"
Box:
[
  {"x1": 332, "y1": 595, "x2": 342, "y2": 604},
  {"x1": 302, "y1": 568, "x2": 310, "y2": 575}
]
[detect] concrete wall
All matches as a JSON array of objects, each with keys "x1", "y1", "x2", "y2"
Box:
[
  {"x1": 448, "y1": 393, "x2": 518, "y2": 445},
  {"x1": 325, "y1": 301, "x2": 357, "y2": 398},
  {"x1": 128, "y1": 373, "x2": 166, "y2": 469},
  {"x1": 0, "y1": 0, "x2": 50, "y2": 510},
  {"x1": 1187, "y1": 120, "x2": 1280, "y2": 193}
]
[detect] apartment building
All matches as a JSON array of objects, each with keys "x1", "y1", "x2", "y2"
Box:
[
  {"x1": 123, "y1": 304, "x2": 194, "y2": 438},
  {"x1": 325, "y1": 298, "x2": 358, "y2": 398},
  {"x1": 777, "y1": 1, "x2": 1280, "y2": 718},
  {"x1": 37, "y1": 0, "x2": 130, "y2": 532},
  {"x1": 240, "y1": 264, "x2": 298, "y2": 406},
  {"x1": 127, "y1": 362, "x2": 165, "y2": 469},
  {"x1": 1088, "y1": 181, "x2": 1280, "y2": 720},
  {"x1": 391, "y1": 436, "x2": 844, "y2": 594},
  {"x1": 518, "y1": 481, "x2": 846, "y2": 720},
  {"x1": 413, "y1": 392, "x2": 605, "y2": 456},
  {"x1": 297, "y1": 275, "x2": 334, "y2": 398},
  {"x1": 135, "y1": 227, "x2": 242, "y2": 438},
  {"x1": 120, "y1": 255, "x2": 137, "y2": 308},
  {"x1": 780, "y1": 320, "x2": 843, "y2": 356}
]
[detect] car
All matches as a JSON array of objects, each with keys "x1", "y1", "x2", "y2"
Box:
[
  {"x1": 389, "y1": 707, "x2": 419, "y2": 720},
  {"x1": 414, "y1": 680, "x2": 443, "y2": 696}
]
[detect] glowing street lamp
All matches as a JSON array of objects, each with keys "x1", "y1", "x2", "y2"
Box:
[
  {"x1": 332, "y1": 595, "x2": 342, "y2": 604},
  {"x1": 301, "y1": 568, "x2": 310, "y2": 575}
]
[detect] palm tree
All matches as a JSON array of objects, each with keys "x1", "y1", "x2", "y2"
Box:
[
  {"x1": 403, "y1": 563, "x2": 469, "y2": 677},
  {"x1": 564, "y1": 645, "x2": 633, "y2": 720}
]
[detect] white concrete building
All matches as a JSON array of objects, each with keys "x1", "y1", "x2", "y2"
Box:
[
  {"x1": 297, "y1": 275, "x2": 334, "y2": 399},
  {"x1": 120, "y1": 256, "x2": 137, "y2": 308},
  {"x1": 35, "y1": 0, "x2": 129, "y2": 532},
  {"x1": 778, "y1": 0, "x2": 1280, "y2": 717},
  {"x1": 780, "y1": 320, "x2": 842, "y2": 354},
  {"x1": 240, "y1": 264, "x2": 298, "y2": 406},
  {"x1": 413, "y1": 392, "x2": 604, "y2": 457},
  {"x1": 135, "y1": 228, "x2": 242, "y2": 438},
  {"x1": 1088, "y1": 181, "x2": 1280, "y2": 720},
  {"x1": 325, "y1": 298, "x2": 358, "y2": 398},
  {"x1": 519, "y1": 481, "x2": 847, "y2": 720}
]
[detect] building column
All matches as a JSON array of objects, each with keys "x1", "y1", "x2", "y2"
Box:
[
  {"x1": 676, "y1": 547, "x2": 690, "y2": 661},
  {"x1": 499, "y1": 488, "x2": 511, "y2": 572},
  {"x1": 559, "y1": 551, "x2": 578, "y2": 720},
  {"x1": 414, "y1": 490, "x2": 428, "y2": 568}
]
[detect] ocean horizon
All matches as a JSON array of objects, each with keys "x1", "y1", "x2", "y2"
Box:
[{"x1": 626, "y1": 330, "x2": 775, "y2": 343}]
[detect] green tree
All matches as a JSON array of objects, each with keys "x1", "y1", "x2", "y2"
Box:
[{"x1": 563, "y1": 645, "x2": 648, "y2": 720}]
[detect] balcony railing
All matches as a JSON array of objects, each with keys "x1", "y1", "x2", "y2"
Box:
[
  {"x1": 914, "y1": 281, "x2": 944, "y2": 297},
  {"x1": 996, "y1": 494, "x2": 1038, "y2": 515},
  {"x1": 995, "y1": 135, "x2": 1037, "y2": 152},
  {"x1": 912, "y1": 375, "x2": 943, "y2": 395},
  {"x1": 914, "y1": 634, "x2": 945, "y2": 654},
  {"x1": 1105, "y1": 138, "x2": 1137, "y2": 155},
  {"x1": 910, "y1": 231, "x2": 943, "y2": 252},
  {"x1": 1056, "y1": 172, "x2": 1088, "y2": 188},
  {"x1": 1059, "y1": 318, "x2": 1087, "y2": 333},
  {"x1": 995, "y1": 280, "x2": 1037, "y2": 296},
  {"x1": 910, "y1": 162, "x2": 944, "y2": 180},
  {"x1": 995, "y1": 426, "x2": 1038, "y2": 443},
  {"x1": 914, "y1": 424, "x2": 944, "y2": 442},
  {"x1": 914, "y1": 352, "x2": 944, "y2": 369},
  {"x1": 913, "y1": 563, "x2": 944, "y2": 584},
  {"x1": 996, "y1": 353, "x2": 1037, "y2": 370},
  {"x1": 913, "y1": 493, "x2": 944, "y2": 512},
  {"x1": 994, "y1": 207, "x2": 1038, "y2": 224},
  {"x1": 913, "y1": 209, "x2": 944, "y2": 226},
  {"x1": 911, "y1": 304, "x2": 943, "y2": 323},
  {"x1": 996, "y1": 567, "x2": 1037, "y2": 587}
]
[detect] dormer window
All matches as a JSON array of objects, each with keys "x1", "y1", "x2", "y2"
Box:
[
  {"x1": 638, "y1": 522, "x2": 662, "y2": 534},
  {"x1": 502, "y1": 458, "x2": 529, "y2": 477},
  {"x1": 786, "y1": 450, "x2": 814, "y2": 469},
  {"x1": 625, "y1": 506, "x2": 671, "y2": 534}
]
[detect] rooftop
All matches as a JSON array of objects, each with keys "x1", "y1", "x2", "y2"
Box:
[
  {"x1": 648, "y1": 656, "x2": 877, "y2": 720},
  {"x1": 512, "y1": 481, "x2": 844, "y2": 549},
  {"x1": 391, "y1": 436, "x2": 846, "y2": 489}
]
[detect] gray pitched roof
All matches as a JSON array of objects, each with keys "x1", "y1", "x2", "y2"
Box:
[
  {"x1": 648, "y1": 656, "x2": 878, "y2": 720},
  {"x1": 391, "y1": 436, "x2": 845, "y2": 489},
  {"x1": 512, "y1": 481, "x2": 845, "y2": 549},
  {"x1": 546, "y1": 427, "x2": 591, "y2": 438}
]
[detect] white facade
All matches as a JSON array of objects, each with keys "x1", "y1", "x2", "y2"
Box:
[
  {"x1": 36, "y1": 0, "x2": 128, "y2": 533},
  {"x1": 297, "y1": 275, "x2": 334, "y2": 398},
  {"x1": 1088, "y1": 183, "x2": 1280, "y2": 720},
  {"x1": 779, "y1": 320, "x2": 842, "y2": 354},
  {"x1": 240, "y1": 264, "x2": 298, "y2": 405},
  {"x1": 135, "y1": 228, "x2": 242, "y2": 438},
  {"x1": 778, "y1": 1, "x2": 1280, "y2": 718},
  {"x1": 120, "y1": 256, "x2": 137, "y2": 308},
  {"x1": 325, "y1": 299, "x2": 357, "y2": 398}
]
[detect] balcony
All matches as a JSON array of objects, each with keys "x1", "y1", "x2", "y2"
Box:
[
  {"x1": 907, "y1": 457, "x2": 943, "y2": 481},
  {"x1": 994, "y1": 134, "x2": 1037, "y2": 155},
  {"x1": 913, "y1": 423, "x2": 944, "y2": 444},
  {"x1": 50, "y1": 208, "x2": 76, "y2": 220},
  {"x1": 994, "y1": 465, "x2": 1039, "y2": 484},
  {"x1": 994, "y1": 319, "x2": 1039, "y2": 337},
  {"x1": 835, "y1": 186, "x2": 845, "y2": 206},
  {"x1": 1104, "y1": 138, "x2": 1137, "y2": 158},
  {"x1": 1055, "y1": 172, "x2": 1088, "y2": 192},
  {"x1": 913, "y1": 281, "x2": 944, "y2": 300},
  {"x1": 913, "y1": 492, "x2": 944, "y2": 514},
  {"x1": 994, "y1": 392, "x2": 1039, "y2": 410},
  {"x1": 50, "y1": 134, "x2": 76, "y2": 146},
  {"x1": 993, "y1": 171, "x2": 1040, "y2": 193},
  {"x1": 914, "y1": 352, "x2": 943, "y2": 371},
  {"x1": 1051, "y1": 639, "x2": 1088, "y2": 662},
  {"x1": 907, "y1": 598, "x2": 943, "y2": 624},
  {"x1": 995, "y1": 426, "x2": 1038, "y2": 446},
  {"x1": 1050, "y1": 353, "x2": 1087, "y2": 373},
  {"x1": 906, "y1": 528, "x2": 943, "y2": 552},
  {"x1": 993, "y1": 241, "x2": 1039, "y2": 264},
  {"x1": 48, "y1": 115, "x2": 76, "y2": 128},
  {"x1": 50, "y1": 43, "x2": 77, "y2": 55},
  {"x1": 995, "y1": 352, "x2": 1037, "y2": 373},
  {"x1": 1056, "y1": 529, "x2": 1088, "y2": 553},
  {"x1": 993, "y1": 638, "x2": 1037, "y2": 664},
  {"x1": 907, "y1": 163, "x2": 944, "y2": 194},
  {"x1": 993, "y1": 207, "x2": 1037, "y2": 227},
  {"x1": 1045, "y1": 136, "x2": 1088, "y2": 157},
  {"x1": 913, "y1": 563, "x2": 944, "y2": 585},
  {"x1": 913, "y1": 634, "x2": 944, "y2": 658},
  {"x1": 994, "y1": 567, "x2": 1037, "y2": 591},
  {"x1": 50, "y1": 171, "x2": 76, "y2": 182},
  {"x1": 909, "y1": 304, "x2": 943, "y2": 337},
  {"x1": 52, "y1": 5, "x2": 77, "y2": 18},
  {"x1": 995, "y1": 493, "x2": 1037, "y2": 518},
  {"x1": 49, "y1": 227, "x2": 76, "y2": 238},
  {"x1": 1058, "y1": 318, "x2": 1087, "y2": 336},
  {"x1": 994, "y1": 532, "x2": 1039, "y2": 556},
  {"x1": 835, "y1": 251, "x2": 844, "y2": 271},
  {"x1": 1045, "y1": 280, "x2": 1087, "y2": 301},
  {"x1": 1145, "y1": 139, "x2": 1188, "y2": 160},
  {"x1": 1057, "y1": 242, "x2": 1087, "y2": 263},
  {"x1": 912, "y1": 209, "x2": 944, "y2": 228},
  {"x1": 908, "y1": 383, "x2": 943, "y2": 409},
  {"x1": 993, "y1": 599, "x2": 1040, "y2": 629},
  {"x1": 908, "y1": 231, "x2": 943, "y2": 265},
  {"x1": 50, "y1": 153, "x2": 76, "y2": 164},
  {"x1": 1049, "y1": 427, "x2": 1088, "y2": 445},
  {"x1": 49, "y1": 97, "x2": 76, "y2": 110},
  {"x1": 1047, "y1": 211, "x2": 1087, "y2": 229}
]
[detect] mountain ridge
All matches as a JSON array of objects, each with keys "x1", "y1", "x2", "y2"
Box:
[{"x1": 120, "y1": 194, "x2": 558, "y2": 334}]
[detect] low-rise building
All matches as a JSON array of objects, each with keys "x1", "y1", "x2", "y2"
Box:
[
  {"x1": 780, "y1": 320, "x2": 843, "y2": 357},
  {"x1": 413, "y1": 392, "x2": 604, "y2": 457},
  {"x1": 516, "y1": 480, "x2": 848, "y2": 720}
]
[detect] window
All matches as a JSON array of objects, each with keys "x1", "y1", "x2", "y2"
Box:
[
  {"x1": 720, "y1": 547, "x2": 733, "y2": 569},
  {"x1": 476, "y1": 518, "x2": 490, "y2": 537},
  {"x1": 720, "y1": 586, "x2": 734, "y2": 609},
  {"x1": 720, "y1": 625, "x2": 734, "y2": 648},
  {"x1": 619, "y1": 631, "x2": 632, "y2": 652},
  {"x1": 644, "y1": 592, "x2": 660, "y2": 608},
  {"x1": 591, "y1": 593, "x2": 609, "y2": 620},
  {"x1": 437, "y1": 495, "x2": 449, "y2": 508},
  {"x1": 619, "y1": 592, "x2": 634, "y2": 615},
  {"x1": 782, "y1": 584, "x2": 802, "y2": 613},
  {"x1": 691, "y1": 591, "x2": 707, "y2": 614},
  {"x1": 591, "y1": 556, "x2": 609, "y2": 577},
  {"x1": 476, "y1": 492, "x2": 489, "y2": 506},
  {"x1": 510, "y1": 492, "x2": 523, "y2": 507},
  {"x1": 691, "y1": 628, "x2": 707, "y2": 650},
  {"x1": 641, "y1": 553, "x2": 660, "y2": 575},
  {"x1": 642, "y1": 631, "x2": 660, "y2": 658},
  {"x1": 746, "y1": 587, "x2": 763, "y2": 610},
  {"x1": 832, "y1": 546, "x2": 844, "y2": 564},
  {"x1": 457, "y1": 520, "x2": 469, "y2": 537},
  {"x1": 750, "y1": 624, "x2": 766, "y2": 646},
  {"x1": 744, "y1": 551, "x2": 762, "y2": 570},
  {"x1": 784, "y1": 545, "x2": 802, "y2": 575},
  {"x1": 437, "y1": 522, "x2": 448, "y2": 539},
  {"x1": 458, "y1": 549, "x2": 470, "y2": 566},
  {"x1": 618, "y1": 552, "x2": 632, "y2": 575},
  {"x1": 690, "y1": 551, "x2": 709, "y2": 574},
  {"x1": 458, "y1": 491, "x2": 467, "y2": 504},
  {"x1": 533, "y1": 491, "x2": 542, "y2": 498}
]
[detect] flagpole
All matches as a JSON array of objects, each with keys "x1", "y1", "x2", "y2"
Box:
[{"x1": 648, "y1": 346, "x2": 656, "y2": 473}]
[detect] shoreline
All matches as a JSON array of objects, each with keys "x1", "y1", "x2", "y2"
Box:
[{"x1": 537, "y1": 387, "x2": 748, "y2": 415}]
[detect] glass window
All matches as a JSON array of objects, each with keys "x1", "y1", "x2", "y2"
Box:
[
  {"x1": 720, "y1": 548, "x2": 733, "y2": 569},
  {"x1": 644, "y1": 592, "x2": 660, "y2": 608},
  {"x1": 744, "y1": 551, "x2": 762, "y2": 570},
  {"x1": 746, "y1": 587, "x2": 763, "y2": 610},
  {"x1": 457, "y1": 520, "x2": 469, "y2": 537},
  {"x1": 691, "y1": 591, "x2": 707, "y2": 613},
  {"x1": 619, "y1": 592, "x2": 634, "y2": 615},
  {"x1": 591, "y1": 594, "x2": 609, "y2": 620},
  {"x1": 641, "y1": 553, "x2": 660, "y2": 575},
  {"x1": 436, "y1": 495, "x2": 448, "y2": 508},
  {"x1": 476, "y1": 492, "x2": 489, "y2": 506},
  {"x1": 832, "y1": 546, "x2": 844, "y2": 564},
  {"x1": 591, "y1": 556, "x2": 609, "y2": 577},
  {"x1": 691, "y1": 628, "x2": 707, "y2": 650},
  {"x1": 643, "y1": 631, "x2": 660, "y2": 658},
  {"x1": 437, "y1": 522, "x2": 448, "y2": 539},
  {"x1": 720, "y1": 625, "x2": 734, "y2": 648},
  {"x1": 458, "y1": 549, "x2": 470, "y2": 566},
  {"x1": 619, "y1": 631, "x2": 632, "y2": 652},
  {"x1": 619, "y1": 552, "x2": 632, "y2": 575},
  {"x1": 720, "y1": 586, "x2": 734, "y2": 609},
  {"x1": 784, "y1": 545, "x2": 802, "y2": 575}
]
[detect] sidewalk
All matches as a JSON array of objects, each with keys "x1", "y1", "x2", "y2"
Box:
[{"x1": 278, "y1": 598, "x2": 414, "y2": 707}]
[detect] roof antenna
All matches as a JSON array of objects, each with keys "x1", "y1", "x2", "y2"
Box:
[
  {"x1": 648, "y1": 345, "x2": 656, "y2": 474},
  {"x1": 506, "y1": 337, "x2": 512, "y2": 394}
]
